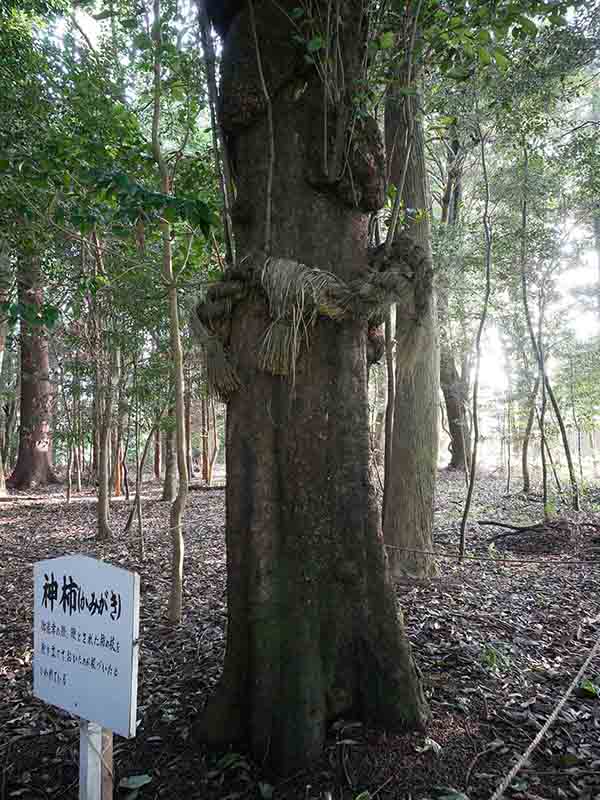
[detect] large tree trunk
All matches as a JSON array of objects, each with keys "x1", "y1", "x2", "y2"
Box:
[
  {"x1": 383, "y1": 83, "x2": 439, "y2": 579},
  {"x1": 8, "y1": 257, "x2": 59, "y2": 489},
  {"x1": 197, "y1": 0, "x2": 428, "y2": 775}
]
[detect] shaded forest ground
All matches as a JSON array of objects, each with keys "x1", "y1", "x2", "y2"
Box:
[{"x1": 2, "y1": 471, "x2": 600, "y2": 800}]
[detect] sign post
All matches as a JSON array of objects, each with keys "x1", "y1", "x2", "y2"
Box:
[
  {"x1": 79, "y1": 720, "x2": 112, "y2": 800},
  {"x1": 33, "y1": 555, "x2": 140, "y2": 799}
]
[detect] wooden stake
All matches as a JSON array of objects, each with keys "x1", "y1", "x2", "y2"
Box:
[{"x1": 79, "y1": 720, "x2": 113, "y2": 800}]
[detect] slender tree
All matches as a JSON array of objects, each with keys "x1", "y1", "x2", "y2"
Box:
[
  {"x1": 0, "y1": 242, "x2": 10, "y2": 496},
  {"x1": 152, "y1": 0, "x2": 189, "y2": 624},
  {"x1": 521, "y1": 375, "x2": 539, "y2": 494}
]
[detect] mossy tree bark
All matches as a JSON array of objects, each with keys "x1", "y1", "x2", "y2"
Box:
[
  {"x1": 8, "y1": 257, "x2": 59, "y2": 490},
  {"x1": 198, "y1": 0, "x2": 428, "y2": 775},
  {"x1": 383, "y1": 85, "x2": 439, "y2": 579}
]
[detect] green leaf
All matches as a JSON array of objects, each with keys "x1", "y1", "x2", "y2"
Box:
[
  {"x1": 118, "y1": 775, "x2": 152, "y2": 790},
  {"x1": 492, "y1": 48, "x2": 510, "y2": 71},
  {"x1": 163, "y1": 206, "x2": 178, "y2": 223},
  {"x1": 379, "y1": 31, "x2": 395, "y2": 49},
  {"x1": 517, "y1": 15, "x2": 538, "y2": 36},
  {"x1": 259, "y1": 783, "x2": 274, "y2": 799},
  {"x1": 307, "y1": 36, "x2": 324, "y2": 52},
  {"x1": 133, "y1": 32, "x2": 151, "y2": 50},
  {"x1": 558, "y1": 753, "x2": 581, "y2": 767},
  {"x1": 432, "y1": 789, "x2": 470, "y2": 800},
  {"x1": 579, "y1": 679, "x2": 600, "y2": 698},
  {"x1": 478, "y1": 47, "x2": 492, "y2": 66},
  {"x1": 446, "y1": 66, "x2": 472, "y2": 81}
]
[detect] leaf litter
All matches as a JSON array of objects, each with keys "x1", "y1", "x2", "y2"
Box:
[{"x1": 1, "y1": 470, "x2": 600, "y2": 799}]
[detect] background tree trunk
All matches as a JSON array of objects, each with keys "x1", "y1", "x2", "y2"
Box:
[
  {"x1": 438, "y1": 137, "x2": 470, "y2": 472},
  {"x1": 383, "y1": 83, "x2": 439, "y2": 579},
  {"x1": 439, "y1": 339, "x2": 470, "y2": 472},
  {"x1": 594, "y1": 213, "x2": 600, "y2": 320},
  {"x1": 201, "y1": 394, "x2": 208, "y2": 482},
  {"x1": 185, "y1": 376, "x2": 193, "y2": 479},
  {"x1": 161, "y1": 419, "x2": 176, "y2": 501},
  {"x1": 198, "y1": 0, "x2": 428, "y2": 774},
  {"x1": 111, "y1": 351, "x2": 124, "y2": 497},
  {"x1": 2, "y1": 384, "x2": 17, "y2": 474},
  {"x1": 521, "y1": 375, "x2": 539, "y2": 494},
  {"x1": 154, "y1": 428, "x2": 161, "y2": 480},
  {"x1": 207, "y1": 397, "x2": 218, "y2": 484},
  {"x1": 590, "y1": 429, "x2": 599, "y2": 477},
  {"x1": 96, "y1": 348, "x2": 118, "y2": 540},
  {"x1": 0, "y1": 242, "x2": 10, "y2": 496},
  {"x1": 8, "y1": 257, "x2": 59, "y2": 489},
  {"x1": 520, "y1": 169, "x2": 579, "y2": 510}
]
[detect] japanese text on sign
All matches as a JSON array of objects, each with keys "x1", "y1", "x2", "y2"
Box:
[
  {"x1": 33, "y1": 555, "x2": 140, "y2": 738},
  {"x1": 42, "y1": 572, "x2": 122, "y2": 620}
]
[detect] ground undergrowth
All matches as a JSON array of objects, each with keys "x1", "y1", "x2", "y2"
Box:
[{"x1": 2, "y1": 471, "x2": 600, "y2": 800}]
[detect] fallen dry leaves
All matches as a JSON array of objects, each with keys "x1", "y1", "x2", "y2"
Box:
[{"x1": 1, "y1": 471, "x2": 600, "y2": 800}]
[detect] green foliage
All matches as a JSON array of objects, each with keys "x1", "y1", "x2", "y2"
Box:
[
  {"x1": 480, "y1": 642, "x2": 511, "y2": 673},
  {"x1": 1, "y1": 300, "x2": 59, "y2": 327},
  {"x1": 0, "y1": 0, "x2": 67, "y2": 16},
  {"x1": 579, "y1": 679, "x2": 600, "y2": 698},
  {"x1": 119, "y1": 773, "x2": 153, "y2": 800}
]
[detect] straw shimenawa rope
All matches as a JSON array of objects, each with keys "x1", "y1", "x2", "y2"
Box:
[{"x1": 192, "y1": 234, "x2": 433, "y2": 396}]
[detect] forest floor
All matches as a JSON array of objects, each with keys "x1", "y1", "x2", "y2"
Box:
[{"x1": 2, "y1": 471, "x2": 600, "y2": 800}]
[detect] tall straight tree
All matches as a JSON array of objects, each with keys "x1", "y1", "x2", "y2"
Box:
[
  {"x1": 152, "y1": 0, "x2": 189, "y2": 624},
  {"x1": 196, "y1": 0, "x2": 429, "y2": 775},
  {"x1": 0, "y1": 242, "x2": 10, "y2": 496},
  {"x1": 8, "y1": 255, "x2": 59, "y2": 489},
  {"x1": 383, "y1": 71, "x2": 439, "y2": 579}
]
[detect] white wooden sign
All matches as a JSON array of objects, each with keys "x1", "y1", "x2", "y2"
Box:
[{"x1": 33, "y1": 555, "x2": 140, "y2": 738}]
